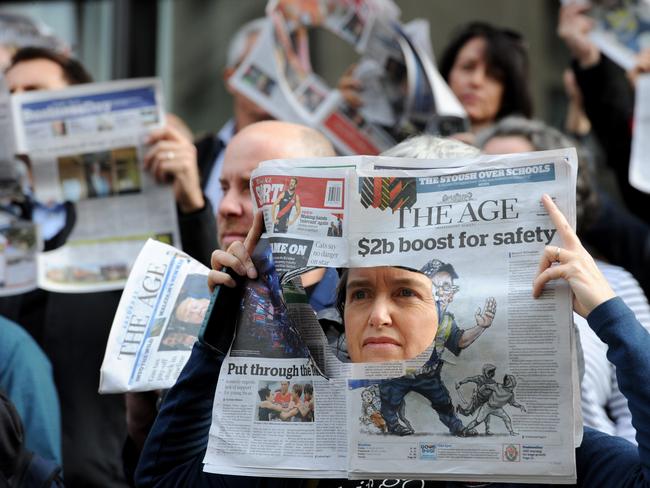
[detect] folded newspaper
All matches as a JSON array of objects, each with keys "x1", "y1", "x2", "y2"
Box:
[
  {"x1": 229, "y1": 0, "x2": 466, "y2": 156},
  {"x1": 5, "y1": 77, "x2": 180, "y2": 293},
  {"x1": 99, "y1": 239, "x2": 211, "y2": 392},
  {"x1": 582, "y1": 0, "x2": 650, "y2": 70},
  {"x1": 101, "y1": 149, "x2": 580, "y2": 483}
]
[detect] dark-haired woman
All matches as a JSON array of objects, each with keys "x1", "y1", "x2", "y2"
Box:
[{"x1": 439, "y1": 22, "x2": 533, "y2": 134}]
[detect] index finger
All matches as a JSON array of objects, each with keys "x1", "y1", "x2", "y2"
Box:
[
  {"x1": 541, "y1": 194, "x2": 579, "y2": 249},
  {"x1": 243, "y1": 211, "x2": 265, "y2": 256}
]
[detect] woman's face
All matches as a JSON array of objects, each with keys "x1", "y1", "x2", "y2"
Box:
[
  {"x1": 344, "y1": 267, "x2": 438, "y2": 363},
  {"x1": 448, "y1": 36, "x2": 504, "y2": 129}
]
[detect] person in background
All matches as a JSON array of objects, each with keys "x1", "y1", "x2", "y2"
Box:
[
  {"x1": 438, "y1": 22, "x2": 533, "y2": 139},
  {"x1": 195, "y1": 18, "x2": 273, "y2": 216},
  {"x1": 136, "y1": 153, "x2": 650, "y2": 486},
  {"x1": 3, "y1": 46, "x2": 216, "y2": 487},
  {"x1": 478, "y1": 116, "x2": 650, "y2": 443},
  {"x1": 0, "y1": 316, "x2": 61, "y2": 465},
  {"x1": 557, "y1": 2, "x2": 650, "y2": 225}
]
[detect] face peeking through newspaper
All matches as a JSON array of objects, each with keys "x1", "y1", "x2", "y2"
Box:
[{"x1": 342, "y1": 266, "x2": 439, "y2": 363}]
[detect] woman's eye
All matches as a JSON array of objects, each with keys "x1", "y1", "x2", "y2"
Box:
[{"x1": 350, "y1": 289, "x2": 367, "y2": 300}]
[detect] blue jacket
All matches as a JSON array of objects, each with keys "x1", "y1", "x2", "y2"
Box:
[{"x1": 136, "y1": 297, "x2": 650, "y2": 487}]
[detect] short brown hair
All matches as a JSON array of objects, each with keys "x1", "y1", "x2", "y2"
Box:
[{"x1": 7, "y1": 46, "x2": 92, "y2": 85}]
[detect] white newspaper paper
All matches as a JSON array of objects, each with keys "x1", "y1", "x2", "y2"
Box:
[
  {"x1": 229, "y1": 0, "x2": 466, "y2": 156},
  {"x1": 99, "y1": 239, "x2": 211, "y2": 393},
  {"x1": 0, "y1": 79, "x2": 22, "y2": 201},
  {"x1": 202, "y1": 149, "x2": 578, "y2": 483},
  {"x1": 587, "y1": 0, "x2": 650, "y2": 70},
  {"x1": 10, "y1": 78, "x2": 180, "y2": 293},
  {"x1": 0, "y1": 214, "x2": 40, "y2": 296},
  {"x1": 630, "y1": 73, "x2": 650, "y2": 193}
]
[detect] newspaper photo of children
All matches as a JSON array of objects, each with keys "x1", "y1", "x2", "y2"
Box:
[
  {"x1": 158, "y1": 273, "x2": 210, "y2": 351},
  {"x1": 256, "y1": 380, "x2": 315, "y2": 422}
]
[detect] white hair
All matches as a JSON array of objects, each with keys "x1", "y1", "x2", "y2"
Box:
[
  {"x1": 381, "y1": 135, "x2": 479, "y2": 159},
  {"x1": 226, "y1": 17, "x2": 267, "y2": 68}
]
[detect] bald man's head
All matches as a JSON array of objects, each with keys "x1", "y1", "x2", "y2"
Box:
[{"x1": 217, "y1": 121, "x2": 334, "y2": 249}]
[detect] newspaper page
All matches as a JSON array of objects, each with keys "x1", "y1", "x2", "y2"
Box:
[
  {"x1": 630, "y1": 73, "x2": 650, "y2": 193},
  {"x1": 99, "y1": 239, "x2": 211, "y2": 393},
  {"x1": 203, "y1": 149, "x2": 578, "y2": 483},
  {"x1": 0, "y1": 79, "x2": 23, "y2": 201},
  {"x1": 10, "y1": 78, "x2": 181, "y2": 293},
  {"x1": 229, "y1": 0, "x2": 466, "y2": 156},
  {"x1": 586, "y1": 0, "x2": 650, "y2": 70},
  {"x1": 0, "y1": 213, "x2": 40, "y2": 297}
]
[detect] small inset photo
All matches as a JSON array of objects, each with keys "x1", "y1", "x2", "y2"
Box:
[
  {"x1": 256, "y1": 379, "x2": 314, "y2": 422},
  {"x1": 158, "y1": 273, "x2": 210, "y2": 351}
]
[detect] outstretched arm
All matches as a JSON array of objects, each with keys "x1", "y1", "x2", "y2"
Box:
[
  {"x1": 458, "y1": 298, "x2": 496, "y2": 349},
  {"x1": 532, "y1": 195, "x2": 650, "y2": 486}
]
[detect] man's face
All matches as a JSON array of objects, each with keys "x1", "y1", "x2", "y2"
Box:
[
  {"x1": 344, "y1": 266, "x2": 438, "y2": 363},
  {"x1": 217, "y1": 144, "x2": 257, "y2": 250},
  {"x1": 175, "y1": 297, "x2": 210, "y2": 324},
  {"x1": 217, "y1": 124, "x2": 316, "y2": 249},
  {"x1": 288, "y1": 177, "x2": 297, "y2": 191},
  {"x1": 5, "y1": 58, "x2": 69, "y2": 93},
  {"x1": 280, "y1": 381, "x2": 289, "y2": 394},
  {"x1": 432, "y1": 271, "x2": 457, "y2": 310}
]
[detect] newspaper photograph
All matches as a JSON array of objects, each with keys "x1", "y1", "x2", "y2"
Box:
[
  {"x1": 202, "y1": 149, "x2": 579, "y2": 483},
  {"x1": 586, "y1": 0, "x2": 650, "y2": 70},
  {"x1": 0, "y1": 214, "x2": 40, "y2": 297},
  {"x1": 10, "y1": 78, "x2": 181, "y2": 292},
  {"x1": 229, "y1": 0, "x2": 466, "y2": 156},
  {"x1": 99, "y1": 239, "x2": 211, "y2": 393}
]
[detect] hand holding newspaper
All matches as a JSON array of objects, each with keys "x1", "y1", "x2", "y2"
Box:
[
  {"x1": 7, "y1": 78, "x2": 181, "y2": 293},
  {"x1": 102, "y1": 149, "x2": 581, "y2": 482},
  {"x1": 229, "y1": 0, "x2": 466, "y2": 156},
  {"x1": 201, "y1": 149, "x2": 579, "y2": 483}
]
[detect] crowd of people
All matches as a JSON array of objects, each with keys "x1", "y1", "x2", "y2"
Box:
[{"x1": 1, "y1": 3, "x2": 650, "y2": 487}]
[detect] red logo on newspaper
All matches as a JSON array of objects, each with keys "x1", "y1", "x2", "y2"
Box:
[
  {"x1": 253, "y1": 176, "x2": 345, "y2": 209},
  {"x1": 359, "y1": 177, "x2": 417, "y2": 212}
]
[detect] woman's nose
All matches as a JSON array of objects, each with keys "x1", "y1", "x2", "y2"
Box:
[{"x1": 368, "y1": 297, "x2": 393, "y2": 328}]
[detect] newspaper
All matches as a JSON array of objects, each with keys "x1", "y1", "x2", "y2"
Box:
[
  {"x1": 630, "y1": 73, "x2": 650, "y2": 193},
  {"x1": 9, "y1": 78, "x2": 180, "y2": 293},
  {"x1": 229, "y1": 0, "x2": 467, "y2": 156},
  {"x1": 200, "y1": 149, "x2": 578, "y2": 483},
  {"x1": 0, "y1": 213, "x2": 40, "y2": 296},
  {"x1": 0, "y1": 79, "x2": 22, "y2": 201},
  {"x1": 99, "y1": 239, "x2": 211, "y2": 393},
  {"x1": 586, "y1": 0, "x2": 650, "y2": 70}
]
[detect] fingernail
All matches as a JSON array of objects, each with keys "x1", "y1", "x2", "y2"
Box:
[{"x1": 247, "y1": 267, "x2": 257, "y2": 279}]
